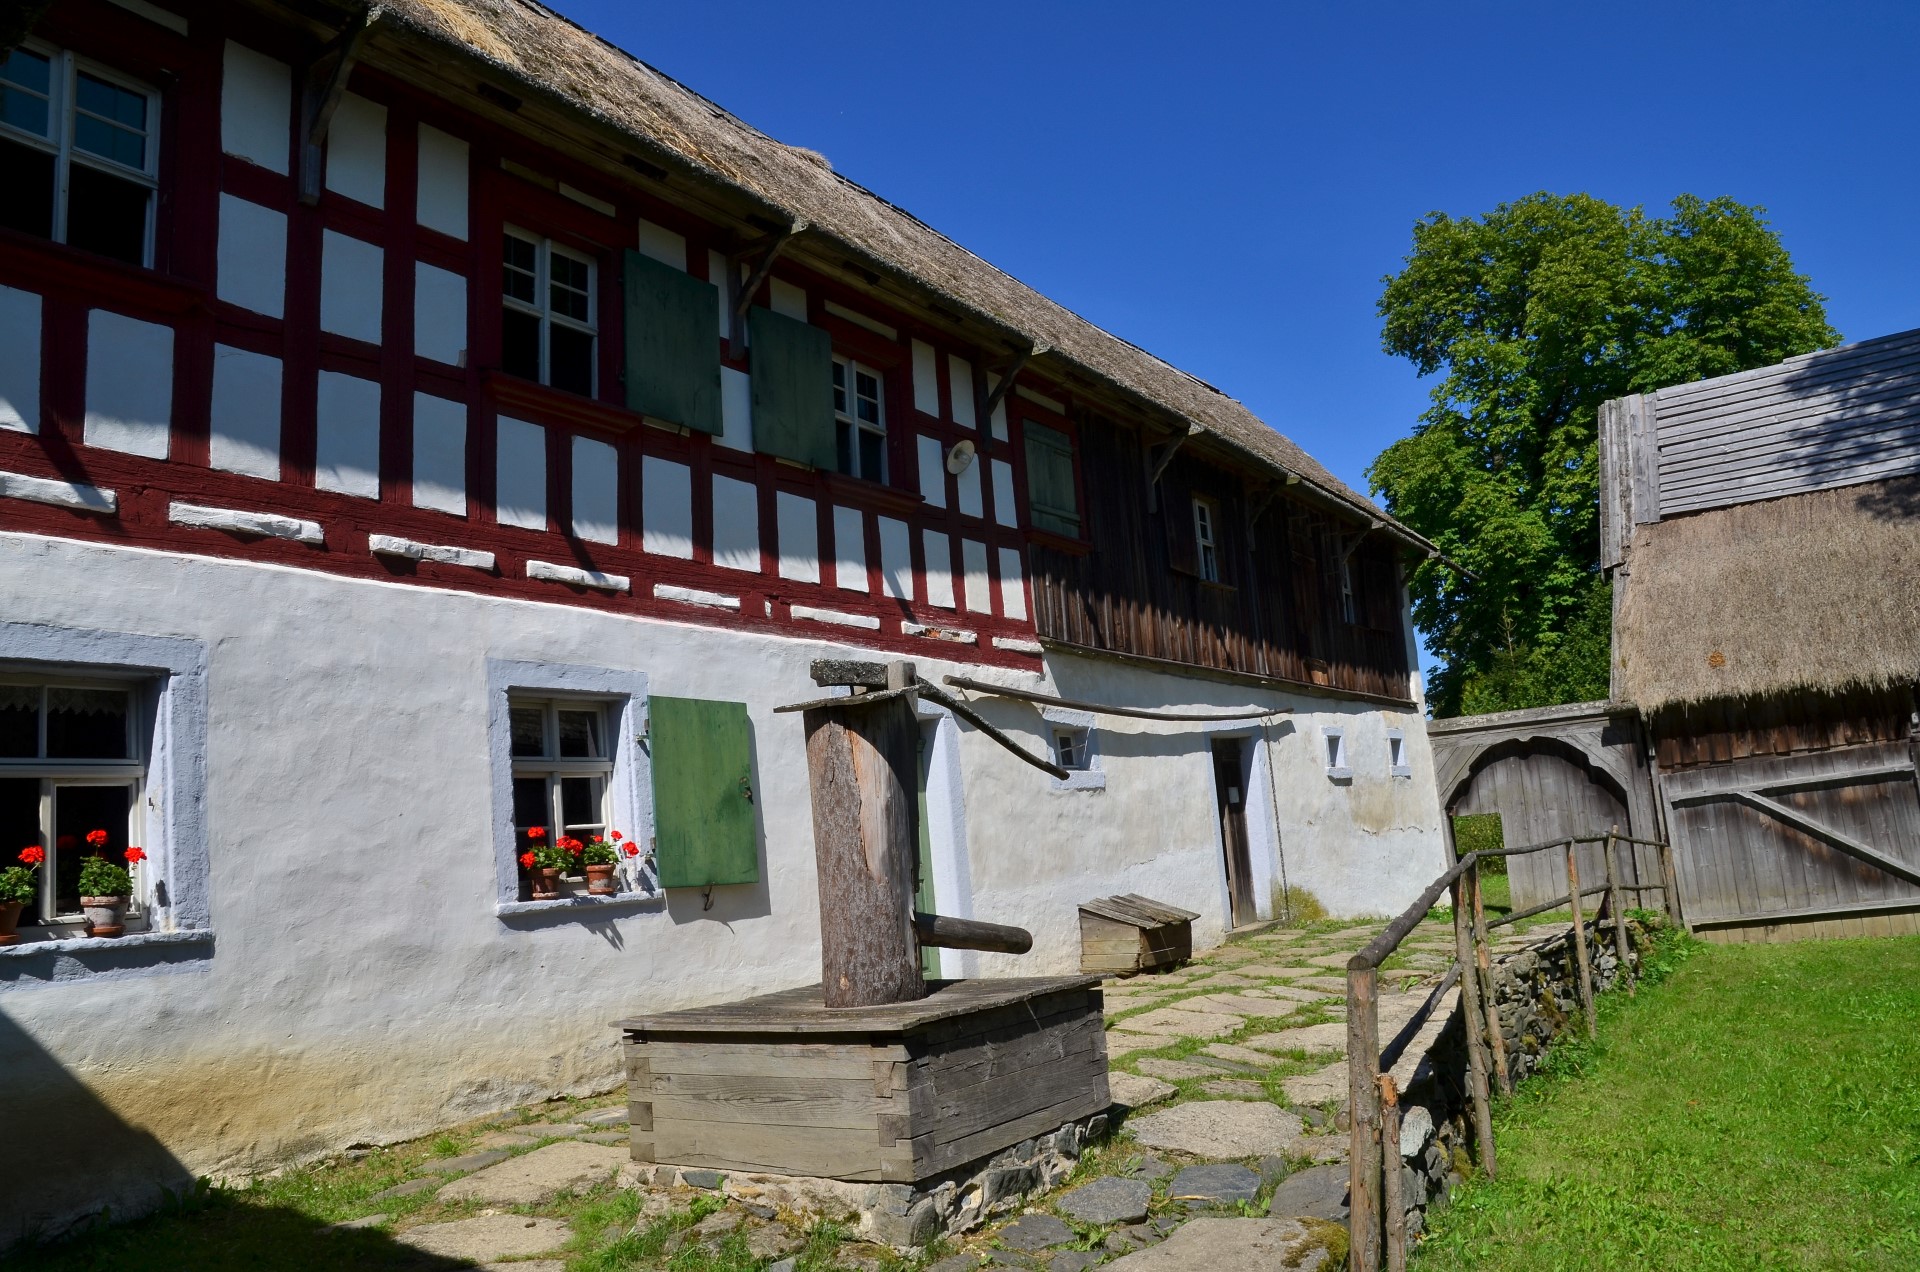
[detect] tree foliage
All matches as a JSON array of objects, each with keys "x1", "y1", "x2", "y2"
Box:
[{"x1": 1368, "y1": 193, "x2": 1839, "y2": 717}]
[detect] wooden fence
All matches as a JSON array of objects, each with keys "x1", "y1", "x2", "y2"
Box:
[{"x1": 1345, "y1": 827, "x2": 1679, "y2": 1271}]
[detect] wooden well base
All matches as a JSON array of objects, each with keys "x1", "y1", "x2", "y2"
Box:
[{"x1": 614, "y1": 976, "x2": 1108, "y2": 1183}]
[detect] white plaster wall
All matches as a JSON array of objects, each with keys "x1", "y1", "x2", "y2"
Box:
[
  {"x1": 991, "y1": 459, "x2": 1017, "y2": 528},
  {"x1": 775, "y1": 491, "x2": 818, "y2": 584},
  {"x1": 207, "y1": 345, "x2": 282, "y2": 480},
  {"x1": 997, "y1": 547, "x2": 1027, "y2": 620},
  {"x1": 320, "y1": 230, "x2": 383, "y2": 344},
  {"x1": 923, "y1": 530, "x2": 954, "y2": 608},
  {"x1": 325, "y1": 92, "x2": 386, "y2": 208},
  {"x1": 215, "y1": 194, "x2": 286, "y2": 318},
  {"x1": 83, "y1": 311, "x2": 171, "y2": 458},
  {"x1": 641, "y1": 456, "x2": 692, "y2": 558},
  {"x1": 0, "y1": 283, "x2": 41, "y2": 433},
  {"x1": 220, "y1": 42, "x2": 290, "y2": 174},
  {"x1": 711, "y1": 474, "x2": 759, "y2": 572},
  {"x1": 571, "y1": 435, "x2": 618, "y2": 544},
  {"x1": 411, "y1": 393, "x2": 466, "y2": 515},
  {"x1": 0, "y1": 533, "x2": 1446, "y2": 1236},
  {"x1": 416, "y1": 124, "x2": 469, "y2": 240},
  {"x1": 832, "y1": 505, "x2": 866, "y2": 592},
  {"x1": 414, "y1": 263, "x2": 467, "y2": 367},
  {"x1": 878, "y1": 516, "x2": 911, "y2": 600},
  {"x1": 314, "y1": 371, "x2": 380, "y2": 499},
  {"x1": 917, "y1": 435, "x2": 946, "y2": 508},
  {"x1": 634, "y1": 218, "x2": 685, "y2": 270},
  {"x1": 495, "y1": 416, "x2": 547, "y2": 530}
]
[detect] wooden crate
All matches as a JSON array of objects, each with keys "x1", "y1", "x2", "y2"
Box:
[
  {"x1": 1079, "y1": 894, "x2": 1199, "y2": 975},
  {"x1": 614, "y1": 976, "x2": 1108, "y2": 1183}
]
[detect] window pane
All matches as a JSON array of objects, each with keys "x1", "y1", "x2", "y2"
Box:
[
  {"x1": 502, "y1": 308, "x2": 542, "y2": 381},
  {"x1": 54, "y1": 784, "x2": 131, "y2": 914},
  {"x1": 548, "y1": 324, "x2": 593, "y2": 395},
  {"x1": 0, "y1": 49, "x2": 51, "y2": 135},
  {"x1": 858, "y1": 428, "x2": 884, "y2": 483},
  {"x1": 503, "y1": 235, "x2": 537, "y2": 303},
  {"x1": 0, "y1": 686, "x2": 37, "y2": 758},
  {"x1": 549, "y1": 254, "x2": 590, "y2": 321},
  {"x1": 73, "y1": 115, "x2": 145, "y2": 170},
  {"x1": 835, "y1": 419, "x2": 853, "y2": 476},
  {"x1": 65, "y1": 164, "x2": 149, "y2": 266},
  {"x1": 76, "y1": 72, "x2": 146, "y2": 129},
  {"x1": 0, "y1": 137, "x2": 54, "y2": 241},
  {"x1": 559, "y1": 775, "x2": 601, "y2": 831},
  {"x1": 556, "y1": 709, "x2": 600, "y2": 759},
  {"x1": 0, "y1": 778, "x2": 39, "y2": 925},
  {"x1": 832, "y1": 360, "x2": 847, "y2": 414},
  {"x1": 511, "y1": 777, "x2": 549, "y2": 838},
  {"x1": 509, "y1": 705, "x2": 546, "y2": 758},
  {"x1": 46, "y1": 688, "x2": 128, "y2": 759}
]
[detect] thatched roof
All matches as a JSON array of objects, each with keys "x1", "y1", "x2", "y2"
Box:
[
  {"x1": 1614, "y1": 476, "x2": 1920, "y2": 710},
  {"x1": 352, "y1": 0, "x2": 1422, "y2": 546}
]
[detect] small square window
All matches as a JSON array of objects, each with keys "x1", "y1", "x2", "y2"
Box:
[
  {"x1": 1322, "y1": 726, "x2": 1351, "y2": 780},
  {"x1": 1054, "y1": 728, "x2": 1088, "y2": 771},
  {"x1": 1387, "y1": 729, "x2": 1411, "y2": 778}
]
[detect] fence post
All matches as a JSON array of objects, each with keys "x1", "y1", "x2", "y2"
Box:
[
  {"x1": 1450, "y1": 867, "x2": 1497, "y2": 1177},
  {"x1": 1378, "y1": 1073, "x2": 1406, "y2": 1272},
  {"x1": 1603, "y1": 826, "x2": 1635, "y2": 997},
  {"x1": 1467, "y1": 858, "x2": 1511, "y2": 1096},
  {"x1": 1347, "y1": 962, "x2": 1382, "y2": 1271},
  {"x1": 1658, "y1": 837, "x2": 1687, "y2": 933},
  {"x1": 1565, "y1": 841, "x2": 1598, "y2": 1038}
]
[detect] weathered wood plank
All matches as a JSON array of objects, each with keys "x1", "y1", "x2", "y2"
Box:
[{"x1": 649, "y1": 1072, "x2": 885, "y2": 1129}]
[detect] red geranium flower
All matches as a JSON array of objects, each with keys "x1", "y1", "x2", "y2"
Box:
[
  {"x1": 124, "y1": 846, "x2": 147, "y2": 864},
  {"x1": 519, "y1": 851, "x2": 536, "y2": 869},
  {"x1": 86, "y1": 829, "x2": 109, "y2": 848},
  {"x1": 559, "y1": 836, "x2": 584, "y2": 855},
  {"x1": 19, "y1": 846, "x2": 45, "y2": 866},
  {"x1": 621, "y1": 843, "x2": 640, "y2": 858},
  {"x1": 611, "y1": 830, "x2": 624, "y2": 841},
  {"x1": 527, "y1": 826, "x2": 547, "y2": 840}
]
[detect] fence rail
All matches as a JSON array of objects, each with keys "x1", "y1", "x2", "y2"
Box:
[{"x1": 1346, "y1": 825, "x2": 1680, "y2": 1271}]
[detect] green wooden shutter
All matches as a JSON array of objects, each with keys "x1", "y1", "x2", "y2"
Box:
[
  {"x1": 1024, "y1": 422, "x2": 1081, "y2": 536},
  {"x1": 624, "y1": 250, "x2": 723, "y2": 435},
  {"x1": 748, "y1": 305, "x2": 836, "y2": 469},
  {"x1": 649, "y1": 696, "x2": 759, "y2": 888}
]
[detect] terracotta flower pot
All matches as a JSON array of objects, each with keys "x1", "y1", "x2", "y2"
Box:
[
  {"x1": 531, "y1": 868, "x2": 561, "y2": 901},
  {"x1": 585, "y1": 864, "x2": 617, "y2": 895},
  {"x1": 0, "y1": 900, "x2": 22, "y2": 946},
  {"x1": 81, "y1": 895, "x2": 128, "y2": 938}
]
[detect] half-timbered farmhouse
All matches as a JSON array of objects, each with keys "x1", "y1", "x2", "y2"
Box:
[{"x1": 0, "y1": 0, "x2": 1448, "y2": 1237}]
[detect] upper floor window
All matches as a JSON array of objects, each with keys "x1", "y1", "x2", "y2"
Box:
[
  {"x1": 0, "y1": 44, "x2": 159, "y2": 268},
  {"x1": 1193, "y1": 498, "x2": 1220, "y2": 583},
  {"x1": 1024, "y1": 421, "x2": 1081, "y2": 537},
  {"x1": 1339, "y1": 558, "x2": 1357, "y2": 624},
  {"x1": 503, "y1": 229, "x2": 596, "y2": 396},
  {"x1": 833, "y1": 355, "x2": 886, "y2": 481}
]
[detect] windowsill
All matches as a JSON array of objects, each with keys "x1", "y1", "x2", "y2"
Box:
[
  {"x1": 1027, "y1": 528, "x2": 1092, "y2": 557},
  {"x1": 1326, "y1": 767, "x2": 1354, "y2": 781},
  {"x1": 496, "y1": 888, "x2": 662, "y2": 917},
  {"x1": 484, "y1": 370, "x2": 645, "y2": 436},
  {"x1": 818, "y1": 471, "x2": 926, "y2": 517},
  {"x1": 1050, "y1": 769, "x2": 1107, "y2": 792},
  {"x1": 0, "y1": 927, "x2": 211, "y2": 958},
  {"x1": 1390, "y1": 766, "x2": 1413, "y2": 779}
]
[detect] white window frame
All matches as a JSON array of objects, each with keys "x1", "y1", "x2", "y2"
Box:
[
  {"x1": 833, "y1": 354, "x2": 887, "y2": 482},
  {"x1": 0, "y1": 40, "x2": 161, "y2": 267},
  {"x1": 1321, "y1": 724, "x2": 1351, "y2": 781},
  {"x1": 501, "y1": 226, "x2": 597, "y2": 394},
  {"x1": 1041, "y1": 706, "x2": 1105, "y2": 792},
  {"x1": 1387, "y1": 728, "x2": 1411, "y2": 778},
  {"x1": 1193, "y1": 497, "x2": 1220, "y2": 583},
  {"x1": 508, "y1": 694, "x2": 614, "y2": 877}
]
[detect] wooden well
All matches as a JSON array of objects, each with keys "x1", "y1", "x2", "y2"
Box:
[{"x1": 615, "y1": 976, "x2": 1108, "y2": 1183}]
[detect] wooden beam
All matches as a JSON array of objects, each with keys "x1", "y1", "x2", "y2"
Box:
[
  {"x1": 979, "y1": 343, "x2": 1043, "y2": 425},
  {"x1": 913, "y1": 913, "x2": 1032, "y2": 954},
  {"x1": 1689, "y1": 894, "x2": 1920, "y2": 931},
  {"x1": 299, "y1": 4, "x2": 382, "y2": 207},
  {"x1": 728, "y1": 220, "x2": 807, "y2": 355},
  {"x1": 1728, "y1": 790, "x2": 1920, "y2": 890},
  {"x1": 941, "y1": 674, "x2": 1290, "y2": 722},
  {"x1": 915, "y1": 683, "x2": 1069, "y2": 780},
  {"x1": 1145, "y1": 430, "x2": 1189, "y2": 513}
]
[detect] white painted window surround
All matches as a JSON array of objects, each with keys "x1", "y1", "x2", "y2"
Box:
[
  {"x1": 1322, "y1": 725, "x2": 1351, "y2": 780},
  {"x1": 1387, "y1": 729, "x2": 1411, "y2": 778},
  {"x1": 1041, "y1": 705, "x2": 1105, "y2": 792}
]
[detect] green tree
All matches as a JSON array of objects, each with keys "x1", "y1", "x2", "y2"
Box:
[{"x1": 1369, "y1": 193, "x2": 1838, "y2": 717}]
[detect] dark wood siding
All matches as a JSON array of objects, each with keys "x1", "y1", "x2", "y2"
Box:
[
  {"x1": 1650, "y1": 687, "x2": 1916, "y2": 770},
  {"x1": 1028, "y1": 416, "x2": 1412, "y2": 700}
]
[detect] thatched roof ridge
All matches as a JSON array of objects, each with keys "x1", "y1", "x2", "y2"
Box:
[
  {"x1": 1614, "y1": 476, "x2": 1920, "y2": 710},
  {"x1": 368, "y1": 0, "x2": 1420, "y2": 544}
]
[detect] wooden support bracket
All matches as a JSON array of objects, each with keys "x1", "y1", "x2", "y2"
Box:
[
  {"x1": 299, "y1": 4, "x2": 382, "y2": 207},
  {"x1": 728, "y1": 220, "x2": 807, "y2": 356},
  {"x1": 979, "y1": 342, "x2": 1044, "y2": 426},
  {"x1": 1144, "y1": 430, "x2": 1189, "y2": 513}
]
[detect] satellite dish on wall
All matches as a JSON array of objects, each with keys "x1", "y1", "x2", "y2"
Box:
[{"x1": 946, "y1": 439, "x2": 977, "y2": 476}]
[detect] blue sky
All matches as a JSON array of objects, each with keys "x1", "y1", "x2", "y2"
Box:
[{"x1": 557, "y1": 0, "x2": 1918, "y2": 501}]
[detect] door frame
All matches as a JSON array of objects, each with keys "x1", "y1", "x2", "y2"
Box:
[{"x1": 1200, "y1": 721, "x2": 1287, "y2": 929}]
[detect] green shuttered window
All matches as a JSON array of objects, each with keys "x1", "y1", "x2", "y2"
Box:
[
  {"x1": 649, "y1": 696, "x2": 759, "y2": 888},
  {"x1": 749, "y1": 305, "x2": 837, "y2": 469},
  {"x1": 1024, "y1": 421, "x2": 1081, "y2": 536},
  {"x1": 624, "y1": 250, "x2": 723, "y2": 434}
]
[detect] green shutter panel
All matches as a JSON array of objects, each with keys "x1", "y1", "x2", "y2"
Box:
[
  {"x1": 748, "y1": 305, "x2": 837, "y2": 469},
  {"x1": 1024, "y1": 422, "x2": 1081, "y2": 536},
  {"x1": 624, "y1": 250, "x2": 723, "y2": 435},
  {"x1": 648, "y1": 696, "x2": 759, "y2": 888}
]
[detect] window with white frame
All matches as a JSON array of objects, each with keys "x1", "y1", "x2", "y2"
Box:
[
  {"x1": 0, "y1": 42, "x2": 160, "y2": 268},
  {"x1": 1193, "y1": 497, "x2": 1220, "y2": 583},
  {"x1": 1041, "y1": 706, "x2": 1105, "y2": 792},
  {"x1": 833, "y1": 355, "x2": 886, "y2": 481},
  {"x1": 502, "y1": 229, "x2": 597, "y2": 396},
  {"x1": 509, "y1": 695, "x2": 613, "y2": 881},
  {"x1": 1387, "y1": 729, "x2": 1411, "y2": 778},
  {"x1": 0, "y1": 678, "x2": 146, "y2": 931},
  {"x1": 1321, "y1": 725, "x2": 1351, "y2": 779},
  {"x1": 1053, "y1": 726, "x2": 1090, "y2": 771},
  {"x1": 1339, "y1": 558, "x2": 1357, "y2": 624}
]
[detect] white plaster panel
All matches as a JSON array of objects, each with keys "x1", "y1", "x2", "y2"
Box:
[
  {"x1": 916, "y1": 434, "x2": 946, "y2": 508},
  {"x1": 0, "y1": 470, "x2": 114, "y2": 513},
  {"x1": 769, "y1": 278, "x2": 806, "y2": 321},
  {"x1": 635, "y1": 219, "x2": 686, "y2": 270},
  {"x1": 878, "y1": 516, "x2": 911, "y2": 601},
  {"x1": 0, "y1": 284, "x2": 40, "y2": 433},
  {"x1": 411, "y1": 393, "x2": 467, "y2": 515},
  {"x1": 325, "y1": 92, "x2": 386, "y2": 208},
  {"x1": 792, "y1": 605, "x2": 879, "y2": 631},
  {"x1": 215, "y1": 195, "x2": 285, "y2": 318},
  {"x1": 206, "y1": 345, "x2": 280, "y2": 480},
  {"x1": 83, "y1": 310, "x2": 171, "y2": 458},
  {"x1": 911, "y1": 339, "x2": 939, "y2": 416},
  {"x1": 414, "y1": 263, "x2": 467, "y2": 366},
  {"x1": 776, "y1": 491, "x2": 819, "y2": 584},
  {"x1": 641, "y1": 455, "x2": 693, "y2": 559},
  {"x1": 655, "y1": 583, "x2": 739, "y2": 610},
  {"x1": 922, "y1": 529, "x2": 955, "y2": 609},
  {"x1": 527, "y1": 559, "x2": 628, "y2": 592},
  {"x1": 718, "y1": 367, "x2": 752, "y2": 452},
  {"x1": 571, "y1": 435, "x2": 619, "y2": 544},
  {"x1": 415, "y1": 124, "x2": 469, "y2": 239},
  {"x1": 710, "y1": 474, "x2": 760, "y2": 573},
  {"x1": 948, "y1": 353, "x2": 976, "y2": 430},
  {"x1": 708, "y1": 250, "x2": 733, "y2": 338},
  {"x1": 169, "y1": 500, "x2": 319, "y2": 543},
  {"x1": 221, "y1": 42, "x2": 290, "y2": 173},
  {"x1": 314, "y1": 370, "x2": 381, "y2": 499},
  {"x1": 991, "y1": 458, "x2": 1018, "y2": 528},
  {"x1": 494, "y1": 416, "x2": 546, "y2": 531},
  {"x1": 369, "y1": 535, "x2": 493, "y2": 570},
  {"x1": 832, "y1": 505, "x2": 867, "y2": 592},
  {"x1": 987, "y1": 372, "x2": 1008, "y2": 440},
  {"x1": 956, "y1": 453, "x2": 983, "y2": 519},
  {"x1": 960, "y1": 538, "x2": 991, "y2": 614},
  {"x1": 998, "y1": 547, "x2": 1028, "y2": 620},
  {"x1": 321, "y1": 231, "x2": 383, "y2": 344}
]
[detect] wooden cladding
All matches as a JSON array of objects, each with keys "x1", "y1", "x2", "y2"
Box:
[
  {"x1": 1650, "y1": 686, "x2": 1918, "y2": 771},
  {"x1": 1028, "y1": 417, "x2": 1412, "y2": 701}
]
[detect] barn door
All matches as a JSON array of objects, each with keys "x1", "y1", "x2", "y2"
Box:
[{"x1": 1663, "y1": 740, "x2": 1920, "y2": 935}]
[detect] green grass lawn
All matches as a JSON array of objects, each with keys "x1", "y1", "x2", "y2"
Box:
[{"x1": 1414, "y1": 933, "x2": 1920, "y2": 1271}]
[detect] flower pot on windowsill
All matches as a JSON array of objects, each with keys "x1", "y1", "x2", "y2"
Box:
[
  {"x1": 0, "y1": 900, "x2": 22, "y2": 946},
  {"x1": 81, "y1": 896, "x2": 129, "y2": 938},
  {"x1": 585, "y1": 864, "x2": 617, "y2": 896},
  {"x1": 531, "y1": 868, "x2": 562, "y2": 901}
]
